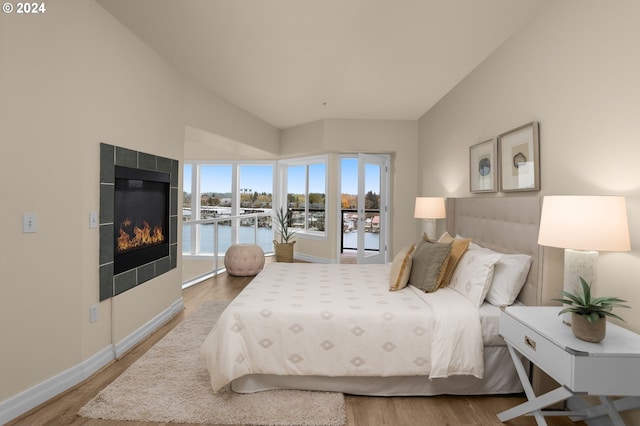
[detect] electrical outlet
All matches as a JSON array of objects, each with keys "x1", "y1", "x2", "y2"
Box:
[
  {"x1": 89, "y1": 305, "x2": 98, "y2": 323},
  {"x1": 22, "y1": 213, "x2": 37, "y2": 233}
]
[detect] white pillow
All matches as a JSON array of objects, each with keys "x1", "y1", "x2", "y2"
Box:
[
  {"x1": 448, "y1": 249, "x2": 501, "y2": 307},
  {"x1": 485, "y1": 254, "x2": 532, "y2": 306},
  {"x1": 454, "y1": 239, "x2": 533, "y2": 306}
]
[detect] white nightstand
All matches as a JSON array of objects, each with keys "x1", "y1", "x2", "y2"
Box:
[{"x1": 499, "y1": 306, "x2": 640, "y2": 426}]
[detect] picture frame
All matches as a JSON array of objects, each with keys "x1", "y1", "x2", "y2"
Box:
[
  {"x1": 469, "y1": 138, "x2": 497, "y2": 193},
  {"x1": 498, "y1": 121, "x2": 540, "y2": 192}
]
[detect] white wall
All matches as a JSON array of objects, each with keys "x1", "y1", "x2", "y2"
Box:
[{"x1": 418, "y1": 1, "x2": 640, "y2": 421}]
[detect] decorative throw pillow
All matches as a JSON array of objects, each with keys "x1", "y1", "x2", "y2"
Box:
[
  {"x1": 436, "y1": 236, "x2": 471, "y2": 289},
  {"x1": 437, "y1": 231, "x2": 455, "y2": 244},
  {"x1": 485, "y1": 253, "x2": 532, "y2": 306},
  {"x1": 448, "y1": 249, "x2": 501, "y2": 307},
  {"x1": 408, "y1": 240, "x2": 451, "y2": 292},
  {"x1": 388, "y1": 244, "x2": 416, "y2": 291}
]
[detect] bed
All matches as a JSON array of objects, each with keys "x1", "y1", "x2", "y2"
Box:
[{"x1": 201, "y1": 196, "x2": 549, "y2": 396}]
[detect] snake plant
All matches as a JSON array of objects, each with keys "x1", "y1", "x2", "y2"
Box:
[{"x1": 274, "y1": 207, "x2": 296, "y2": 243}]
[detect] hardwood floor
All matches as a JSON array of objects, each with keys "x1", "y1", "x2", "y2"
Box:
[{"x1": 9, "y1": 258, "x2": 582, "y2": 426}]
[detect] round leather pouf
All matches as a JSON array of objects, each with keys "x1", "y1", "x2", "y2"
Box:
[{"x1": 224, "y1": 244, "x2": 265, "y2": 276}]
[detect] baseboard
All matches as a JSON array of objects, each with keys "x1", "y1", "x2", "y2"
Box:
[
  {"x1": 0, "y1": 296, "x2": 184, "y2": 424},
  {"x1": 294, "y1": 253, "x2": 335, "y2": 264},
  {"x1": 0, "y1": 345, "x2": 114, "y2": 425},
  {"x1": 114, "y1": 297, "x2": 184, "y2": 358}
]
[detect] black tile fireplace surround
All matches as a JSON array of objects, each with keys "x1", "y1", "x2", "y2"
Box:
[{"x1": 99, "y1": 143, "x2": 178, "y2": 301}]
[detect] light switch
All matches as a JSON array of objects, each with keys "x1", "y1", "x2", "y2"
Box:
[
  {"x1": 89, "y1": 211, "x2": 98, "y2": 229},
  {"x1": 23, "y1": 213, "x2": 37, "y2": 233}
]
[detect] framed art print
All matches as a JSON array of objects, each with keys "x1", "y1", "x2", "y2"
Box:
[
  {"x1": 469, "y1": 138, "x2": 497, "y2": 193},
  {"x1": 498, "y1": 121, "x2": 540, "y2": 192}
]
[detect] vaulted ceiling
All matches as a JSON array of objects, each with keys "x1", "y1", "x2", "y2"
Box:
[{"x1": 97, "y1": 0, "x2": 548, "y2": 129}]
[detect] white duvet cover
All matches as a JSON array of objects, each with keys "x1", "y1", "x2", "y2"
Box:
[{"x1": 200, "y1": 263, "x2": 484, "y2": 392}]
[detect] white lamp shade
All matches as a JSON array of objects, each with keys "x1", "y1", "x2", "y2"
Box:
[
  {"x1": 538, "y1": 195, "x2": 630, "y2": 252},
  {"x1": 414, "y1": 197, "x2": 446, "y2": 219}
]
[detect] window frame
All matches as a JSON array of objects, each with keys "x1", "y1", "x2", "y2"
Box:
[{"x1": 278, "y1": 155, "x2": 328, "y2": 240}]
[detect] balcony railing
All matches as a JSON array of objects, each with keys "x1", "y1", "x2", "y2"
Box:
[
  {"x1": 181, "y1": 211, "x2": 273, "y2": 287},
  {"x1": 181, "y1": 207, "x2": 381, "y2": 285},
  {"x1": 287, "y1": 207, "x2": 326, "y2": 232},
  {"x1": 340, "y1": 208, "x2": 380, "y2": 252}
]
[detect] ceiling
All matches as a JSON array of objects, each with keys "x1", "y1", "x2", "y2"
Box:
[{"x1": 97, "y1": 0, "x2": 548, "y2": 130}]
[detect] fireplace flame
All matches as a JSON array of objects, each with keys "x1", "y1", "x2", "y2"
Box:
[{"x1": 117, "y1": 218, "x2": 165, "y2": 253}]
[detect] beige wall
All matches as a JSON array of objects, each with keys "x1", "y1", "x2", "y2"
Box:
[
  {"x1": 184, "y1": 125, "x2": 279, "y2": 161},
  {"x1": 0, "y1": 0, "x2": 186, "y2": 403},
  {"x1": 418, "y1": 1, "x2": 640, "y2": 421},
  {"x1": 185, "y1": 82, "x2": 280, "y2": 156}
]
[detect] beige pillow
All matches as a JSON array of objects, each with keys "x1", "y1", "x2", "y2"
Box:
[
  {"x1": 408, "y1": 240, "x2": 451, "y2": 292},
  {"x1": 435, "y1": 233, "x2": 471, "y2": 288},
  {"x1": 389, "y1": 244, "x2": 416, "y2": 291},
  {"x1": 437, "y1": 231, "x2": 456, "y2": 244}
]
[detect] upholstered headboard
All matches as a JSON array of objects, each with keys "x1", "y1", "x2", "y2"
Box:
[{"x1": 445, "y1": 196, "x2": 545, "y2": 306}]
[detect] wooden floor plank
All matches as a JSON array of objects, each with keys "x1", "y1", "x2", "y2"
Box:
[{"x1": 8, "y1": 257, "x2": 582, "y2": 425}]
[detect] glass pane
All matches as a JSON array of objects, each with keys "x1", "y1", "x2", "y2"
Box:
[
  {"x1": 340, "y1": 158, "x2": 357, "y2": 209},
  {"x1": 199, "y1": 165, "x2": 232, "y2": 219},
  {"x1": 364, "y1": 162, "x2": 381, "y2": 251},
  {"x1": 182, "y1": 221, "x2": 193, "y2": 255},
  {"x1": 239, "y1": 165, "x2": 273, "y2": 211},
  {"x1": 308, "y1": 163, "x2": 325, "y2": 231},
  {"x1": 287, "y1": 165, "x2": 306, "y2": 230},
  {"x1": 340, "y1": 158, "x2": 358, "y2": 250},
  {"x1": 200, "y1": 165, "x2": 232, "y2": 253}
]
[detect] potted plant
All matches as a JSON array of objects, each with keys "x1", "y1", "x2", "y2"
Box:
[
  {"x1": 273, "y1": 207, "x2": 296, "y2": 262},
  {"x1": 554, "y1": 276, "x2": 630, "y2": 343}
]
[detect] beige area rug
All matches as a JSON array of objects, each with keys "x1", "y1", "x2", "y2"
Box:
[{"x1": 78, "y1": 300, "x2": 346, "y2": 425}]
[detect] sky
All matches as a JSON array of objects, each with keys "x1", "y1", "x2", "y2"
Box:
[
  {"x1": 184, "y1": 160, "x2": 380, "y2": 196},
  {"x1": 341, "y1": 158, "x2": 380, "y2": 195}
]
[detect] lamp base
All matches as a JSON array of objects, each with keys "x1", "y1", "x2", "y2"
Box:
[
  {"x1": 562, "y1": 249, "x2": 598, "y2": 325},
  {"x1": 424, "y1": 219, "x2": 437, "y2": 242}
]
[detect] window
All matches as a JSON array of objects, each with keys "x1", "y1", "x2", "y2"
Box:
[
  {"x1": 280, "y1": 156, "x2": 327, "y2": 236},
  {"x1": 182, "y1": 161, "x2": 275, "y2": 256}
]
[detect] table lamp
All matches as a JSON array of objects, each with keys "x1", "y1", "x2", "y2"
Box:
[
  {"x1": 537, "y1": 195, "x2": 630, "y2": 323},
  {"x1": 414, "y1": 197, "x2": 446, "y2": 241}
]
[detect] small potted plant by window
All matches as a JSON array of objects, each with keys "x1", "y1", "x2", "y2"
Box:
[
  {"x1": 554, "y1": 276, "x2": 630, "y2": 343},
  {"x1": 273, "y1": 207, "x2": 296, "y2": 262}
]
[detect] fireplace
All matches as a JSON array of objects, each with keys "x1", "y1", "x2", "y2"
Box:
[
  {"x1": 113, "y1": 166, "x2": 170, "y2": 274},
  {"x1": 99, "y1": 143, "x2": 178, "y2": 301}
]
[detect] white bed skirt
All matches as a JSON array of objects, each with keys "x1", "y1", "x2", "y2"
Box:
[{"x1": 231, "y1": 345, "x2": 523, "y2": 396}]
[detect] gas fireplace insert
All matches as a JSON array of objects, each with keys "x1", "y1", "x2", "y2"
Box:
[{"x1": 113, "y1": 166, "x2": 170, "y2": 274}]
